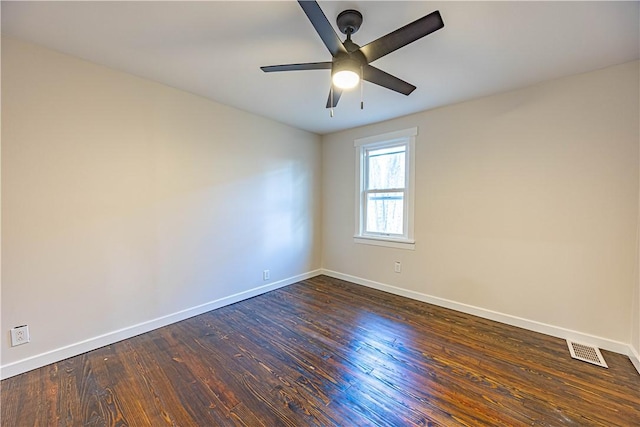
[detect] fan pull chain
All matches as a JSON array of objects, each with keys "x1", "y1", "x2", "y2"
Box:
[
  {"x1": 330, "y1": 85, "x2": 334, "y2": 117},
  {"x1": 360, "y1": 65, "x2": 364, "y2": 110}
]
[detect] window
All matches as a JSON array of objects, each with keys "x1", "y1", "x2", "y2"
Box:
[{"x1": 354, "y1": 127, "x2": 417, "y2": 249}]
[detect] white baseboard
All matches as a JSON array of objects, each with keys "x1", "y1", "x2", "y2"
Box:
[
  {"x1": 321, "y1": 269, "x2": 634, "y2": 360},
  {"x1": 629, "y1": 344, "x2": 640, "y2": 375},
  {"x1": 0, "y1": 269, "x2": 323, "y2": 380},
  {"x1": 5, "y1": 269, "x2": 637, "y2": 379}
]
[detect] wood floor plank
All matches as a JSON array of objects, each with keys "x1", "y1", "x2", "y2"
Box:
[{"x1": 2, "y1": 275, "x2": 639, "y2": 426}]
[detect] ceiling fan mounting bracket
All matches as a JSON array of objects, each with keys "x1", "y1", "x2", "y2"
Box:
[{"x1": 336, "y1": 9, "x2": 363, "y2": 35}]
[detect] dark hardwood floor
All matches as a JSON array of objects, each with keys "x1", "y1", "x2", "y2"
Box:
[{"x1": 2, "y1": 275, "x2": 639, "y2": 426}]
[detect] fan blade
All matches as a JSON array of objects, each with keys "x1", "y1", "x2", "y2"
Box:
[
  {"x1": 359, "y1": 10, "x2": 444, "y2": 63},
  {"x1": 261, "y1": 62, "x2": 332, "y2": 72},
  {"x1": 298, "y1": 1, "x2": 347, "y2": 57},
  {"x1": 363, "y1": 65, "x2": 416, "y2": 95},
  {"x1": 326, "y1": 87, "x2": 343, "y2": 108}
]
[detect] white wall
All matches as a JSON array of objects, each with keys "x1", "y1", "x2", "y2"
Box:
[
  {"x1": 323, "y1": 61, "x2": 639, "y2": 350},
  {"x1": 1, "y1": 38, "x2": 322, "y2": 376}
]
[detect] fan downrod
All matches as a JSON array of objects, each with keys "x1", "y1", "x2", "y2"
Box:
[{"x1": 336, "y1": 10, "x2": 362, "y2": 35}]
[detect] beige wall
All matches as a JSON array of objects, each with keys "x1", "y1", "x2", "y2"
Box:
[
  {"x1": 633, "y1": 142, "x2": 640, "y2": 360},
  {"x1": 3, "y1": 36, "x2": 639, "y2": 376},
  {"x1": 633, "y1": 249, "x2": 639, "y2": 356},
  {"x1": 1, "y1": 38, "x2": 322, "y2": 370},
  {"x1": 323, "y1": 61, "x2": 639, "y2": 346}
]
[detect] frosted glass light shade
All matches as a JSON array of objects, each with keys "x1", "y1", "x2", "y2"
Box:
[{"x1": 332, "y1": 70, "x2": 360, "y2": 89}]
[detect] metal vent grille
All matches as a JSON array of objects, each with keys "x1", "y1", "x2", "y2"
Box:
[{"x1": 566, "y1": 340, "x2": 608, "y2": 368}]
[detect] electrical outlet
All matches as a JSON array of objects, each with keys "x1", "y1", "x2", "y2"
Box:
[
  {"x1": 10, "y1": 325, "x2": 30, "y2": 347},
  {"x1": 394, "y1": 261, "x2": 401, "y2": 273},
  {"x1": 263, "y1": 269, "x2": 270, "y2": 281}
]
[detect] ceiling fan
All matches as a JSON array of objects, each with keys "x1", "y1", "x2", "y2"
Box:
[{"x1": 260, "y1": 1, "x2": 444, "y2": 110}]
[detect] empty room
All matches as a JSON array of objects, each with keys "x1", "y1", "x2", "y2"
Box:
[{"x1": 1, "y1": 1, "x2": 639, "y2": 426}]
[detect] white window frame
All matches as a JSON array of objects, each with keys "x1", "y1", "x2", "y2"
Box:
[{"x1": 354, "y1": 127, "x2": 417, "y2": 250}]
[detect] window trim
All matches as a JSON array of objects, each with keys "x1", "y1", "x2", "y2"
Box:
[{"x1": 354, "y1": 127, "x2": 417, "y2": 250}]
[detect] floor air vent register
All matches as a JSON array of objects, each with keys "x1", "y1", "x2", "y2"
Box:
[{"x1": 566, "y1": 340, "x2": 608, "y2": 368}]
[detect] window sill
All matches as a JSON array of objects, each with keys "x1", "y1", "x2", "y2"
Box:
[{"x1": 353, "y1": 236, "x2": 415, "y2": 250}]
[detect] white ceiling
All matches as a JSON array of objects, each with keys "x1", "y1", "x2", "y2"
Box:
[{"x1": 2, "y1": 1, "x2": 638, "y2": 135}]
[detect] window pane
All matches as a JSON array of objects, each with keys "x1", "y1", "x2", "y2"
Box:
[
  {"x1": 366, "y1": 192, "x2": 404, "y2": 234},
  {"x1": 367, "y1": 146, "x2": 405, "y2": 190}
]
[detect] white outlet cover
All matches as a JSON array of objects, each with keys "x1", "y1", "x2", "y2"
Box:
[{"x1": 10, "y1": 325, "x2": 30, "y2": 346}]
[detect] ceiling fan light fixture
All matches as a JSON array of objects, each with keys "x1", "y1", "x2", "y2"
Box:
[{"x1": 260, "y1": 2, "x2": 445, "y2": 108}]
